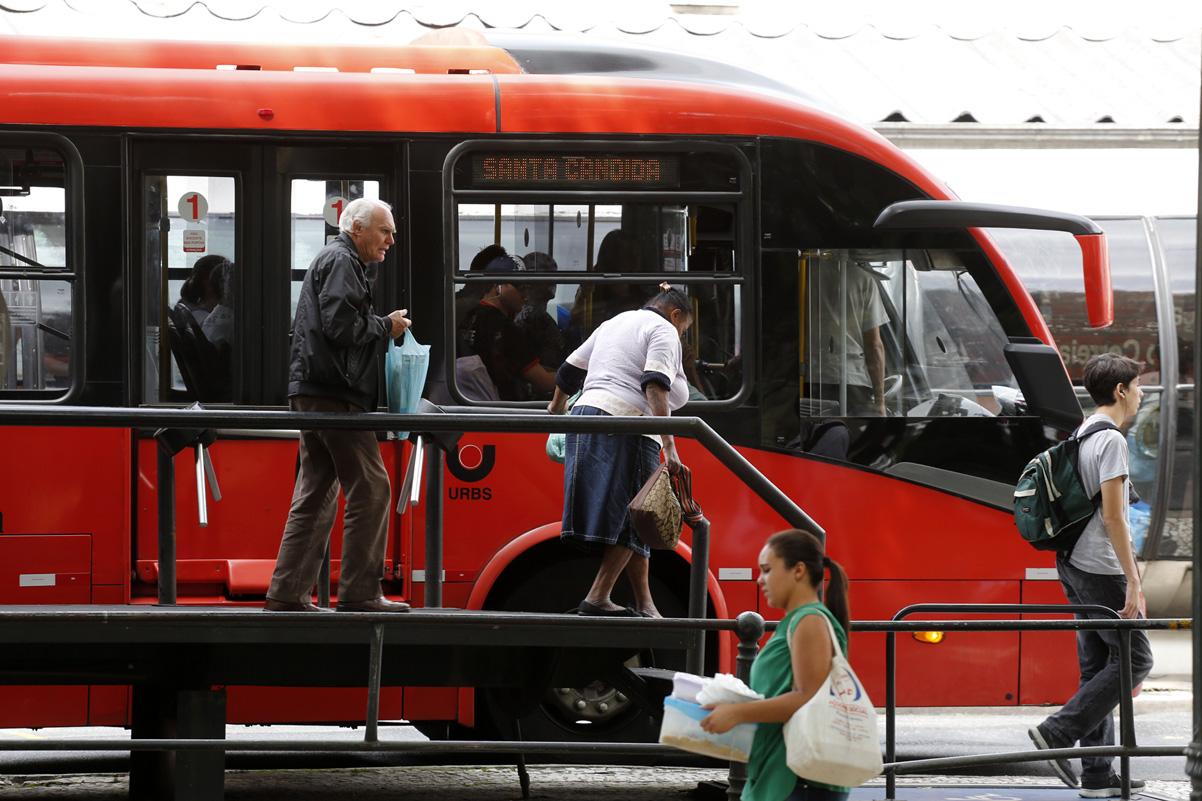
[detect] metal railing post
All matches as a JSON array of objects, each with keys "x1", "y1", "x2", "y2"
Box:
[
  {"x1": 685, "y1": 517, "x2": 711, "y2": 675},
  {"x1": 424, "y1": 445, "x2": 444, "y2": 608},
  {"x1": 318, "y1": 541, "x2": 331, "y2": 610},
  {"x1": 726, "y1": 610, "x2": 764, "y2": 801},
  {"x1": 885, "y1": 627, "x2": 896, "y2": 800},
  {"x1": 365, "y1": 623, "x2": 385, "y2": 743},
  {"x1": 156, "y1": 446, "x2": 177, "y2": 606},
  {"x1": 1118, "y1": 628, "x2": 1135, "y2": 799}
]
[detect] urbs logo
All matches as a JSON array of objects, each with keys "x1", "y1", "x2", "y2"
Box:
[{"x1": 447, "y1": 443, "x2": 495, "y2": 500}]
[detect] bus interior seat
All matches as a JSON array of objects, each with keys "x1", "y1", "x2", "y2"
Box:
[{"x1": 166, "y1": 304, "x2": 231, "y2": 403}]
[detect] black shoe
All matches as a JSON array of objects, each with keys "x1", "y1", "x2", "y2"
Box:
[
  {"x1": 1080, "y1": 774, "x2": 1146, "y2": 798},
  {"x1": 577, "y1": 600, "x2": 639, "y2": 617},
  {"x1": 337, "y1": 596, "x2": 411, "y2": 613},
  {"x1": 1029, "y1": 725, "x2": 1079, "y2": 788},
  {"x1": 264, "y1": 597, "x2": 332, "y2": 612}
]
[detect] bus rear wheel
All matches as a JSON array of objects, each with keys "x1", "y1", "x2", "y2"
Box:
[{"x1": 479, "y1": 550, "x2": 688, "y2": 745}]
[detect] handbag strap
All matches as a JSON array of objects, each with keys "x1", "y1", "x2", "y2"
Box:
[
  {"x1": 787, "y1": 606, "x2": 843, "y2": 663},
  {"x1": 671, "y1": 464, "x2": 704, "y2": 525}
]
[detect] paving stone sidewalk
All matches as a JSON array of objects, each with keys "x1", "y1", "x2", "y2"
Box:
[{"x1": 0, "y1": 768, "x2": 1194, "y2": 800}]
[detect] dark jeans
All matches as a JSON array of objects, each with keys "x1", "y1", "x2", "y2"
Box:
[
  {"x1": 1042, "y1": 554, "x2": 1154, "y2": 782},
  {"x1": 783, "y1": 778, "x2": 849, "y2": 801}
]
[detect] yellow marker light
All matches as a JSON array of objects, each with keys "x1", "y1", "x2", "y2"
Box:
[{"x1": 912, "y1": 631, "x2": 944, "y2": 644}]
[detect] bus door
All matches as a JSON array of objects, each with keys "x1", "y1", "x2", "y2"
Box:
[{"x1": 129, "y1": 141, "x2": 404, "y2": 613}]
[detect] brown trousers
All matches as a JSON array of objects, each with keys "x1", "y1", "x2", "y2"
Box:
[{"x1": 267, "y1": 395, "x2": 391, "y2": 605}]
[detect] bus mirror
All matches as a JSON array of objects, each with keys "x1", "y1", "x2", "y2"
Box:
[
  {"x1": 1074, "y1": 233, "x2": 1113, "y2": 329},
  {"x1": 874, "y1": 200, "x2": 1114, "y2": 329},
  {"x1": 1003, "y1": 342, "x2": 1084, "y2": 433}
]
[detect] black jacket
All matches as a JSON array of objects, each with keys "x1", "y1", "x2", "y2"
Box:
[{"x1": 288, "y1": 233, "x2": 392, "y2": 411}]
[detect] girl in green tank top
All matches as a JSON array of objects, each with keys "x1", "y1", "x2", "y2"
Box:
[{"x1": 699, "y1": 529, "x2": 853, "y2": 801}]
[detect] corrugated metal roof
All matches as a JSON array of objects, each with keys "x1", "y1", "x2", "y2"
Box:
[{"x1": 2, "y1": 0, "x2": 1199, "y2": 127}]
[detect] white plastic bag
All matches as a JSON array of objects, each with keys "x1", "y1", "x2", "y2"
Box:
[
  {"x1": 782, "y1": 613, "x2": 882, "y2": 788},
  {"x1": 695, "y1": 673, "x2": 764, "y2": 706}
]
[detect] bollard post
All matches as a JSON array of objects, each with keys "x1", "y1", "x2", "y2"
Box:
[{"x1": 727, "y1": 611, "x2": 765, "y2": 801}]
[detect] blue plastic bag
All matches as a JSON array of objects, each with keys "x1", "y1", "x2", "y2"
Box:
[
  {"x1": 545, "y1": 390, "x2": 581, "y2": 464},
  {"x1": 385, "y1": 332, "x2": 431, "y2": 440}
]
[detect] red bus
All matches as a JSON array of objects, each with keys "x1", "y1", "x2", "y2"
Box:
[{"x1": 0, "y1": 33, "x2": 1112, "y2": 743}]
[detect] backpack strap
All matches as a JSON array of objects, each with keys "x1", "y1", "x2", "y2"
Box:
[
  {"x1": 1066, "y1": 418, "x2": 1123, "y2": 541},
  {"x1": 1071, "y1": 418, "x2": 1120, "y2": 443}
]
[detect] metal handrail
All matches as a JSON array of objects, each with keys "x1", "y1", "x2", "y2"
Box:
[
  {"x1": 878, "y1": 605, "x2": 1188, "y2": 801},
  {"x1": 0, "y1": 404, "x2": 819, "y2": 679},
  {"x1": 0, "y1": 612, "x2": 1189, "y2": 801},
  {"x1": 0, "y1": 404, "x2": 818, "y2": 534}
]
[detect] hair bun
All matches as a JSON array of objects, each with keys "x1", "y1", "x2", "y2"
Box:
[{"x1": 659, "y1": 281, "x2": 672, "y2": 293}]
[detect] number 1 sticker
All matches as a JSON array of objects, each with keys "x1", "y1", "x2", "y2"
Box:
[
  {"x1": 178, "y1": 192, "x2": 209, "y2": 222},
  {"x1": 324, "y1": 197, "x2": 348, "y2": 228}
]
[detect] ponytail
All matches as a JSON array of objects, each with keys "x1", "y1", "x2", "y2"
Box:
[{"x1": 766, "y1": 528, "x2": 851, "y2": 634}]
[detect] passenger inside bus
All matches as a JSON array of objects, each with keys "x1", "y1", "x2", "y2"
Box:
[
  {"x1": 167, "y1": 254, "x2": 234, "y2": 403},
  {"x1": 176, "y1": 254, "x2": 227, "y2": 328},
  {"x1": 568, "y1": 229, "x2": 655, "y2": 340},
  {"x1": 514, "y1": 251, "x2": 569, "y2": 373},
  {"x1": 201, "y1": 259, "x2": 234, "y2": 351},
  {"x1": 454, "y1": 243, "x2": 508, "y2": 324},
  {"x1": 457, "y1": 254, "x2": 557, "y2": 401}
]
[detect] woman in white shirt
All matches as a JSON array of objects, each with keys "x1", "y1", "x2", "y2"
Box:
[{"x1": 548, "y1": 283, "x2": 692, "y2": 618}]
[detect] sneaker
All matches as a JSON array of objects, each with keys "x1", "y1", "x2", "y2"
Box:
[
  {"x1": 1080, "y1": 774, "x2": 1146, "y2": 798},
  {"x1": 1029, "y1": 725, "x2": 1079, "y2": 788}
]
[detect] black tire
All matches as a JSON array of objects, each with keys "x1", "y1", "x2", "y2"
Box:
[{"x1": 477, "y1": 547, "x2": 690, "y2": 744}]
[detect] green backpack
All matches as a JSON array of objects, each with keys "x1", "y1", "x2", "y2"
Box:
[{"x1": 1013, "y1": 420, "x2": 1119, "y2": 553}]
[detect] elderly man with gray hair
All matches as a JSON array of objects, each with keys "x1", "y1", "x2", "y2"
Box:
[{"x1": 265, "y1": 197, "x2": 412, "y2": 613}]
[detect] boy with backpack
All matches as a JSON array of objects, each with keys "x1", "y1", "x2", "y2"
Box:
[{"x1": 1028, "y1": 352, "x2": 1155, "y2": 798}]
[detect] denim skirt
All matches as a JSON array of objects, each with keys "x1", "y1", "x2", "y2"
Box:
[{"x1": 561, "y1": 406, "x2": 660, "y2": 558}]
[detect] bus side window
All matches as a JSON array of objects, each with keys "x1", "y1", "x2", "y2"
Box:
[
  {"x1": 0, "y1": 146, "x2": 71, "y2": 395},
  {"x1": 140, "y1": 175, "x2": 236, "y2": 405},
  {"x1": 452, "y1": 200, "x2": 742, "y2": 404}
]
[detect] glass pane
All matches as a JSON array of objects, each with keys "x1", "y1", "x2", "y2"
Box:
[
  {"x1": 1125, "y1": 388, "x2": 1159, "y2": 554},
  {"x1": 141, "y1": 175, "x2": 236, "y2": 404},
  {"x1": 1156, "y1": 217, "x2": 1196, "y2": 561},
  {"x1": 0, "y1": 149, "x2": 71, "y2": 393},
  {"x1": 0, "y1": 278, "x2": 71, "y2": 391},
  {"x1": 1158, "y1": 387, "x2": 1193, "y2": 559},
  {"x1": 992, "y1": 220, "x2": 1159, "y2": 386},
  {"x1": 1159, "y1": 216, "x2": 1196, "y2": 384},
  {"x1": 802, "y1": 249, "x2": 1014, "y2": 419},
  {"x1": 453, "y1": 201, "x2": 741, "y2": 402},
  {"x1": 289, "y1": 179, "x2": 380, "y2": 323}
]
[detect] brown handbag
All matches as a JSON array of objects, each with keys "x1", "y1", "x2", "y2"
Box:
[
  {"x1": 629, "y1": 464, "x2": 683, "y2": 550},
  {"x1": 629, "y1": 463, "x2": 704, "y2": 550}
]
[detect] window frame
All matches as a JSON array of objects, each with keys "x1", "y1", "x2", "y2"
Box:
[
  {"x1": 0, "y1": 131, "x2": 85, "y2": 403},
  {"x1": 442, "y1": 138, "x2": 755, "y2": 409}
]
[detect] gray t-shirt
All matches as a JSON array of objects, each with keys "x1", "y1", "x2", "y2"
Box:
[{"x1": 1069, "y1": 413, "x2": 1130, "y2": 575}]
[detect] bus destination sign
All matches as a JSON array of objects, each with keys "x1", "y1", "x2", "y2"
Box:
[{"x1": 471, "y1": 154, "x2": 680, "y2": 190}]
